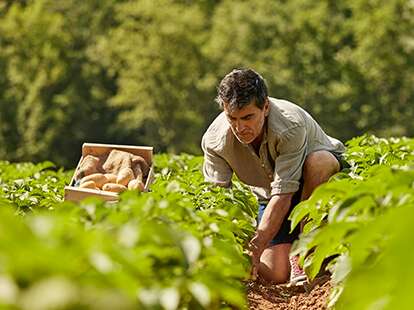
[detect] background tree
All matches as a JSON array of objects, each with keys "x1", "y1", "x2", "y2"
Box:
[
  {"x1": 205, "y1": 0, "x2": 414, "y2": 141},
  {"x1": 92, "y1": 0, "x2": 210, "y2": 154},
  {"x1": 0, "y1": 0, "x2": 412, "y2": 167},
  {"x1": 0, "y1": 0, "x2": 119, "y2": 166}
]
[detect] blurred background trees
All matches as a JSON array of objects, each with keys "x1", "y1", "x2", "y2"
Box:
[{"x1": 0, "y1": 0, "x2": 413, "y2": 167}]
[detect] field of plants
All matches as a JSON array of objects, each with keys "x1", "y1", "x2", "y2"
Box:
[
  {"x1": 0, "y1": 135, "x2": 413, "y2": 309},
  {"x1": 290, "y1": 135, "x2": 414, "y2": 309}
]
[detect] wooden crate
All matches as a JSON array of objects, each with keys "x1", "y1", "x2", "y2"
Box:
[{"x1": 64, "y1": 143, "x2": 154, "y2": 202}]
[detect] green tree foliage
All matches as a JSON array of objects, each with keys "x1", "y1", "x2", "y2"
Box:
[
  {"x1": 0, "y1": 0, "x2": 119, "y2": 166},
  {"x1": 0, "y1": 0, "x2": 71, "y2": 161},
  {"x1": 206, "y1": 0, "x2": 414, "y2": 140},
  {"x1": 93, "y1": 0, "x2": 210, "y2": 154},
  {"x1": 315, "y1": 0, "x2": 414, "y2": 138},
  {"x1": 0, "y1": 0, "x2": 413, "y2": 166}
]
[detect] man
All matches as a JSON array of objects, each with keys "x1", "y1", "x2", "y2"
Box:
[{"x1": 201, "y1": 68, "x2": 346, "y2": 284}]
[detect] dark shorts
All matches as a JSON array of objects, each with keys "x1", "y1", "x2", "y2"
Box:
[
  {"x1": 257, "y1": 150, "x2": 348, "y2": 246},
  {"x1": 330, "y1": 151, "x2": 350, "y2": 171},
  {"x1": 257, "y1": 187, "x2": 302, "y2": 246}
]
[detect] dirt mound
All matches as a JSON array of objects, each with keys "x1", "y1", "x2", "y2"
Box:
[{"x1": 247, "y1": 276, "x2": 331, "y2": 310}]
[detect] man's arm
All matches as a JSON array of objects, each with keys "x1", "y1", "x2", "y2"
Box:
[
  {"x1": 201, "y1": 134, "x2": 233, "y2": 187},
  {"x1": 249, "y1": 126, "x2": 307, "y2": 278},
  {"x1": 249, "y1": 193, "x2": 294, "y2": 278}
]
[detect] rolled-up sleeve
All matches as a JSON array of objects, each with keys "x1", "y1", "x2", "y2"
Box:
[
  {"x1": 201, "y1": 135, "x2": 233, "y2": 187},
  {"x1": 271, "y1": 126, "x2": 307, "y2": 196}
]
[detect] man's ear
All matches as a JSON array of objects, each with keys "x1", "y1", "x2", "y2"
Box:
[{"x1": 264, "y1": 98, "x2": 270, "y2": 116}]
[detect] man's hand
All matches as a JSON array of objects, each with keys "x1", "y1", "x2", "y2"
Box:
[{"x1": 248, "y1": 234, "x2": 267, "y2": 280}]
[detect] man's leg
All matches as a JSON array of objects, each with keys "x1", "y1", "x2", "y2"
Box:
[
  {"x1": 301, "y1": 150, "x2": 340, "y2": 201},
  {"x1": 258, "y1": 150, "x2": 340, "y2": 284},
  {"x1": 291, "y1": 150, "x2": 341, "y2": 282},
  {"x1": 258, "y1": 243, "x2": 291, "y2": 283}
]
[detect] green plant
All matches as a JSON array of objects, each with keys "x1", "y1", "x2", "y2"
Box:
[
  {"x1": 289, "y1": 135, "x2": 414, "y2": 309},
  {"x1": 0, "y1": 154, "x2": 257, "y2": 309}
]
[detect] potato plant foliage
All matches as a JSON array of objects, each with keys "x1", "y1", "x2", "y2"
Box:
[
  {"x1": 0, "y1": 154, "x2": 257, "y2": 309},
  {"x1": 290, "y1": 135, "x2": 414, "y2": 309},
  {"x1": 1, "y1": 135, "x2": 413, "y2": 309}
]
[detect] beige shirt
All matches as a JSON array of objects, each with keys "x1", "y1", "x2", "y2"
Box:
[{"x1": 201, "y1": 97, "x2": 345, "y2": 202}]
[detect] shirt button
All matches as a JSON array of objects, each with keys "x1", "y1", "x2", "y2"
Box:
[
  {"x1": 261, "y1": 163, "x2": 265, "y2": 168},
  {"x1": 268, "y1": 174, "x2": 273, "y2": 178}
]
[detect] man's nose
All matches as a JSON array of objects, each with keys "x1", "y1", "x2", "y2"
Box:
[{"x1": 235, "y1": 120, "x2": 245, "y2": 132}]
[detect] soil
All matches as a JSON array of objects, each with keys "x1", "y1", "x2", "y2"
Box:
[{"x1": 247, "y1": 276, "x2": 332, "y2": 310}]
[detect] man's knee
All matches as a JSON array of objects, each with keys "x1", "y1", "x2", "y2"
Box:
[
  {"x1": 303, "y1": 151, "x2": 340, "y2": 182},
  {"x1": 260, "y1": 266, "x2": 289, "y2": 284},
  {"x1": 258, "y1": 244, "x2": 291, "y2": 284}
]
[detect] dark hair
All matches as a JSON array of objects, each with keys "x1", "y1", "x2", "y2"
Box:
[{"x1": 215, "y1": 68, "x2": 268, "y2": 110}]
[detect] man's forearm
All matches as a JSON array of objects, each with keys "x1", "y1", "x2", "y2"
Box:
[{"x1": 255, "y1": 194, "x2": 293, "y2": 247}]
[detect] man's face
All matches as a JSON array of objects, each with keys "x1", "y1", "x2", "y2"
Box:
[{"x1": 223, "y1": 100, "x2": 269, "y2": 145}]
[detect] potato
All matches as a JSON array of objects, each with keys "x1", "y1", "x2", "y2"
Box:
[
  {"x1": 116, "y1": 167, "x2": 134, "y2": 186},
  {"x1": 75, "y1": 155, "x2": 100, "y2": 180},
  {"x1": 132, "y1": 155, "x2": 150, "y2": 177},
  {"x1": 132, "y1": 163, "x2": 143, "y2": 183},
  {"x1": 104, "y1": 173, "x2": 117, "y2": 184},
  {"x1": 79, "y1": 180, "x2": 97, "y2": 189},
  {"x1": 102, "y1": 149, "x2": 132, "y2": 175},
  {"x1": 102, "y1": 183, "x2": 127, "y2": 193},
  {"x1": 128, "y1": 179, "x2": 145, "y2": 192},
  {"x1": 80, "y1": 173, "x2": 108, "y2": 189}
]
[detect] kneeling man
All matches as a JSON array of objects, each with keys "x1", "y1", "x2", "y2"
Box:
[{"x1": 201, "y1": 68, "x2": 346, "y2": 284}]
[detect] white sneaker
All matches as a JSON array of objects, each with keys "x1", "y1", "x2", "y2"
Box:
[{"x1": 289, "y1": 255, "x2": 307, "y2": 285}]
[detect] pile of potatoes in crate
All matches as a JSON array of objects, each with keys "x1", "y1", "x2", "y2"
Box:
[{"x1": 74, "y1": 149, "x2": 150, "y2": 193}]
